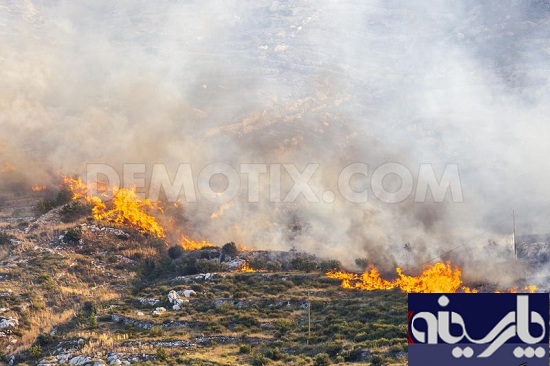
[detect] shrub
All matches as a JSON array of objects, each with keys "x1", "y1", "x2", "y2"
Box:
[
  {"x1": 222, "y1": 242, "x2": 239, "y2": 257},
  {"x1": 29, "y1": 345, "x2": 43, "y2": 358},
  {"x1": 264, "y1": 347, "x2": 284, "y2": 361},
  {"x1": 319, "y1": 260, "x2": 342, "y2": 272},
  {"x1": 290, "y1": 257, "x2": 317, "y2": 272},
  {"x1": 168, "y1": 245, "x2": 185, "y2": 260},
  {"x1": 36, "y1": 333, "x2": 55, "y2": 347},
  {"x1": 266, "y1": 260, "x2": 282, "y2": 272},
  {"x1": 156, "y1": 348, "x2": 168, "y2": 361},
  {"x1": 239, "y1": 344, "x2": 252, "y2": 354},
  {"x1": 314, "y1": 353, "x2": 331, "y2": 366},
  {"x1": 60, "y1": 201, "x2": 90, "y2": 222},
  {"x1": 0, "y1": 232, "x2": 12, "y2": 245},
  {"x1": 251, "y1": 353, "x2": 270, "y2": 366},
  {"x1": 36, "y1": 199, "x2": 55, "y2": 214},
  {"x1": 64, "y1": 227, "x2": 82, "y2": 244},
  {"x1": 55, "y1": 188, "x2": 73, "y2": 206}
]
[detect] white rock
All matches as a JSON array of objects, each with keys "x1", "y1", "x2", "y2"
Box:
[
  {"x1": 173, "y1": 304, "x2": 181, "y2": 311},
  {"x1": 182, "y1": 289, "x2": 196, "y2": 298},
  {"x1": 152, "y1": 307, "x2": 166, "y2": 316},
  {"x1": 136, "y1": 311, "x2": 144, "y2": 316},
  {"x1": 0, "y1": 317, "x2": 18, "y2": 329},
  {"x1": 167, "y1": 290, "x2": 179, "y2": 304},
  {"x1": 69, "y1": 356, "x2": 91, "y2": 365}
]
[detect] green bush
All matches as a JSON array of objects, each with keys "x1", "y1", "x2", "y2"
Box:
[
  {"x1": 64, "y1": 227, "x2": 82, "y2": 244},
  {"x1": 29, "y1": 345, "x2": 43, "y2": 358},
  {"x1": 239, "y1": 344, "x2": 251, "y2": 354},
  {"x1": 319, "y1": 260, "x2": 342, "y2": 272},
  {"x1": 314, "y1": 353, "x2": 331, "y2": 366},
  {"x1": 264, "y1": 347, "x2": 284, "y2": 361},
  {"x1": 60, "y1": 201, "x2": 90, "y2": 222},
  {"x1": 222, "y1": 242, "x2": 239, "y2": 257},
  {"x1": 168, "y1": 245, "x2": 185, "y2": 259},
  {"x1": 156, "y1": 348, "x2": 168, "y2": 361},
  {"x1": 251, "y1": 353, "x2": 270, "y2": 366}
]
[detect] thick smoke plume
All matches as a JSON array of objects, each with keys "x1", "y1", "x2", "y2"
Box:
[{"x1": 2, "y1": 0, "x2": 550, "y2": 281}]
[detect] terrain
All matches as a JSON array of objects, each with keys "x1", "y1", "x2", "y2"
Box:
[{"x1": 0, "y1": 190, "x2": 407, "y2": 366}]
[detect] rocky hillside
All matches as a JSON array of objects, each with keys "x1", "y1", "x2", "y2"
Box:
[{"x1": 0, "y1": 196, "x2": 407, "y2": 366}]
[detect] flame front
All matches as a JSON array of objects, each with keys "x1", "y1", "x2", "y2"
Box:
[
  {"x1": 179, "y1": 235, "x2": 213, "y2": 251},
  {"x1": 64, "y1": 177, "x2": 165, "y2": 237},
  {"x1": 327, "y1": 262, "x2": 537, "y2": 293}
]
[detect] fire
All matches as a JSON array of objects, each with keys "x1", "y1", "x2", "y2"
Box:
[
  {"x1": 31, "y1": 185, "x2": 48, "y2": 192},
  {"x1": 237, "y1": 243, "x2": 254, "y2": 252},
  {"x1": 63, "y1": 177, "x2": 165, "y2": 237},
  {"x1": 180, "y1": 235, "x2": 214, "y2": 251},
  {"x1": 238, "y1": 261, "x2": 256, "y2": 273},
  {"x1": 327, "y1": 262, "x2": 537, "y2": 294},
  {"x1": 94, "y1": 187, "x2": 165, "y2": 238},
  {"x1": 0, "y1": 162, "x2": 15, "y2": 173}
]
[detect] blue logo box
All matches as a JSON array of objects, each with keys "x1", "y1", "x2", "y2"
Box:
[{"x1": 408, "y1": 293, "x2": 548, "y2": 365}]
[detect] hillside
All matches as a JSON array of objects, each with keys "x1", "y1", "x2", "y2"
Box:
[{"x1": 0, "y1": 195, "x2": 407, "y2": 366}]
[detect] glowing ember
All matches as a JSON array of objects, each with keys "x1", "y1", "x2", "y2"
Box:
[
  {"x1": 64, "y1": 177, "x2": 165, "y2": 237},
  {"x1": 0, "y1": 162, "x2": 15, "y2": 173},
  {"x1": 180, "y1": 235, "x2": 214, "y2": 251},
  {"x1": 327, "y1": 262, "x2": 537, "y2": 293}
]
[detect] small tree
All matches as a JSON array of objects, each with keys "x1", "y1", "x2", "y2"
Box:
[
  {"x1": 168, "y1": 245, "x2": 184, "y2": 260},
  {"x1": 222, "y1": 242, "x2": 239, "y2": 257}
]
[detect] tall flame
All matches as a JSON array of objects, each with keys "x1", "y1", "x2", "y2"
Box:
[
  {"x1": 63, "y1": 177, "x2": 165, "y2": 237},
  {"x1": 238, "y1": 261, "x2": 256, "y2": 273},
  {"x1": 327, "y1": 262, "x2": 536, "y2": 293}
]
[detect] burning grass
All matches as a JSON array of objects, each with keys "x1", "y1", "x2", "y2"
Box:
[
  {"x1": 327, "y1": 262, "x2": 537, "y2": 293},
  {"x1": 63, "y1": 177, "x2": 165, "y2": 237}
]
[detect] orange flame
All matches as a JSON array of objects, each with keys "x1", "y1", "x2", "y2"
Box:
[
  {"x1": 180, "y1": 235, "x2": 214, "y2": 251},
  {"x1": 327, "y1": 262, "x2": 537, "y2": 294},
  {"x1": 0, "y1": 162, "x2": 15, "y2": 173},
  {"x1": 237, "y1": 243, "x2": 255, "y2": 252},
  {"x1": 63, "y1": 177, "x2": 165, "y2": 237},
  {"x1": 238, "y1": 262, "x2": 256, "y2": 273},
  {"x1": 31, "y1": 185, "x2": 48, "y2": 192}
]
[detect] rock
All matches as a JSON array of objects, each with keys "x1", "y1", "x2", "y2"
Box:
[
  {"x1": 167, "y1": 290, "x2": 179, "y2": 304},
  {"x1": 138, "y1": 297, "x2": 159, "y2": 306},
  {"x1": 0, "y1": 317, "x2": 18, "y2": 328},
  {"x1": 136, "y1": 311, "x2": 144, "y2": 316},
  {"x1": 69, "y1": 356, "x2": 91, "y2": 365},
  {"x1": 172, "y1": 304, "x2": 181, "y2": 311},
  {"x1": 180, "y1": 289, "x2": 196, "y2": 298},
  {"x1": 152, "y1": 307, "x2": 166, "y2": 316}
]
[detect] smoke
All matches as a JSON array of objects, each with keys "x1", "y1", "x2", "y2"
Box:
[{"x1": 2, "y1": 0, "x2": 550, "y2": 275}]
